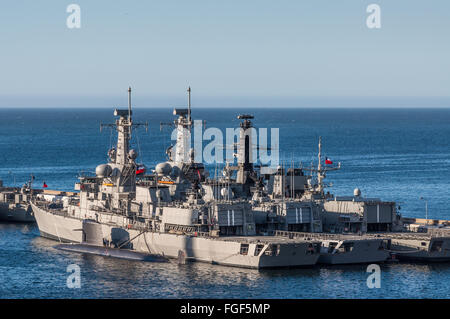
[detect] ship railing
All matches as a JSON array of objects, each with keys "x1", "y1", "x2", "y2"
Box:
[
  {"x1": 128, "y1": 223, "x2": 150, "y2": 232},
  {"x1": 163, "y1": 223, "x2": 212, "y2": 238},
  {"x1": 33, "y1": 199, "x2": 77, "y2": 218},
  {"x1": 275, "y1": 230, "x2": 338, "y2": 240},
  {"x1": 195, "y1": 231, "x2": 211, "y2": 238},
  {"x1": 427, "y1": 229, "x2": 450, "y2": 238},
  {"x1": 88, "y1": 205, "x2": 110, "y2": 213},
  {"x1": 391, "y1": 241, "x2": 426, "y2": 251},
  {"x1": 366, "y1": 232, "x2": 435, "y2": 240},
  {"x1": 123, "y1": 221, "x2": 211, "y2": 237},
  {"x1": 274, "y1": 230, "x2": 377, "y2": 241}
]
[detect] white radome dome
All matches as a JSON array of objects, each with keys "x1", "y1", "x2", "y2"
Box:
[
  {"x1": 96, "y1": 164, "x2": 112, "y2": 178},
  {"x1": 155, "y1": 162, "x2": 172, "y2": 175}
]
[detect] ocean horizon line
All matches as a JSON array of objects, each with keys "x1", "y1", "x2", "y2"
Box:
[{"x1": 1, "y1": 96, "x2": 449, "y2": 109}]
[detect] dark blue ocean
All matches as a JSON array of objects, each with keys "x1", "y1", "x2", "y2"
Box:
[{"x1": 1, "y1": 108, "x2": 450, "y2": 298}]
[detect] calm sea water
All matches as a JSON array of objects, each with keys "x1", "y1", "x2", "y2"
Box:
[{"x1": 1, "y1": 107, "x2": 450, "y2": 298}]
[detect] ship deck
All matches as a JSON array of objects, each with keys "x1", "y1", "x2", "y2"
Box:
[
  {"x1": 366, "y1": 232, "x2": 450, "y2": 240},
  {"x1": 274, "y1": 230, "x2": 389, "y2": 241}
]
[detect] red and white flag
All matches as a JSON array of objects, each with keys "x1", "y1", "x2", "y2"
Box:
[
  {"x1": 136, "y1": 164, "x2": 146, "y2": 175},
  {"x1": 325, "y1": 157, "x2": 333, "y2": 165}
]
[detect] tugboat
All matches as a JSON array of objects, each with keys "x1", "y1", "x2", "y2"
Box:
[{"x1": 31, "y1": 88, "x2": 322, "y2": 269}]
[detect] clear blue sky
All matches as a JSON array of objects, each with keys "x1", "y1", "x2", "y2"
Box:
[{"x1": 0, "y1": 0, "x2": 449, "y2": 107}]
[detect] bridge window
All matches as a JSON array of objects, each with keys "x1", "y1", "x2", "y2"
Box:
[
  {"x1": 306, "y1": 243, "x2": 315, "y2": 255},
  {"x1": 430, "y1": 241, "x2": 443, "y2": 252},
  {"x1": 254, "y1": 244, "x2": 264, "y2": 256},
  {"x1": 343, "y1": 242, "x2": 354, "y2": 253},
  {"x1": 240, "y1": 243, "x2": 249, "y2": 255},
  {"x1": 328, "y1": 242, "x2": 338, "y2": 254}
]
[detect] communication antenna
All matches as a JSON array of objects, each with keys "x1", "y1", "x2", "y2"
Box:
[
  {"x1": 128, "y1": 86, "x2": 132, "y2": 121},
  {"x1": 187, "y1": 86, "x2": 192, "y2": 132}
]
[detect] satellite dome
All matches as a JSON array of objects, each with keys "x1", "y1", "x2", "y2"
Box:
[
  {"x1": 354, "y1": 188, "x2": 361, "y2": 197},
  {"x1": 128, "y1": 149, "x2": 138, "y2": 160},
  {"x1": 96, "y1": 164, "x2": 112, "y2": 178},
  {"x1": 155, "y1": 162, "x2": 172, "y2": 175}
]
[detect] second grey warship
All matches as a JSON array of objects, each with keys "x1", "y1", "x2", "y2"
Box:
[
  {"x1": 0, "y1": 178, "x2": 36, "y2": 222},
  {"x1": 211, "y1": 116, "x2": 390, "y2": 265}
]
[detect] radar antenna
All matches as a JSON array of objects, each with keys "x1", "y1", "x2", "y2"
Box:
[
  {"x1": 100, "y1": 87, "x2": 148, "y2": 165},
  {"x1": 303, "y1": 136, "x2": 341, "y2": 193}
]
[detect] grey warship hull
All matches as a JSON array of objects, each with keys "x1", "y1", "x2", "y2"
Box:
[
  {"x1": 383, "y1": 233, "x2": 450, "y2": 262},
  {"x1": 317, "y1": 239, "x2": 389, "y2": 265},
  {"x1": 274, "y1": 231, "x2": 390, "y2": 264},
  {"x1": 31, "y1": 202, "x2": 321, "y2": 269}
]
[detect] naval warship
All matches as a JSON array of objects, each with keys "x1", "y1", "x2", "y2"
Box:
[
  {"x1": 0, "y1": 178, "x2": 36, "y2": 222},
  {"x1": 257, "y1": 135, "x2": 450, "y2": 263},
  {"x1": 31, "y1": 88, "x2": 323, "y2": 269},
  {"x1": 32, "y1": 87, "x2": 450, "y2": 266},
  {"x1": 195, "y1": 110, "x2": 450, "y2": 264},
  {"x1": 209, "y1": 115, "x2": 391, "y2": 265}
]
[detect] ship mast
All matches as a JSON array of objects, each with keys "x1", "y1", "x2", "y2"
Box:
[
  {"x1": 115, "y1": 88, "x2": 133, "y2": 166},
  {"x1": 128, "y1": 86, "x2": 132, "y2": 121},
  {"x1": 317, "y1": 136, "x2": 323, "y2": 193},
  {"x1": 303, "y1": 136, "x2": 340, "y2": 195},
  {"x1": 170, "y1": 87, "x2": 194, "y2": 164},
  {"x1": 101, "y1": 87, "x2": 148, "y2": 167},
  {"x1": 187, "y1": 86, "x2": 192, "y2": 132}
]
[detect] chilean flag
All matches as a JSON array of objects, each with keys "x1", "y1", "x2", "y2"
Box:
[
  {"x1": 136, "y1": 165, "x2": 146, "y2": 175},
  {"x1": 325, "y1": 157, "x2": 333, "y2": 165},
  {"x1": 43, "y1": 182, "x2": 48, "y2": 188}
]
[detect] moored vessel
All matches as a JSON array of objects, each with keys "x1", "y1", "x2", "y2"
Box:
[
  {"x1": 0, "y1": 179, "x2": 36, "y2": 222},
  {"x1": 31, "y1": 88, "x2": 322, "y2": 269}
]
